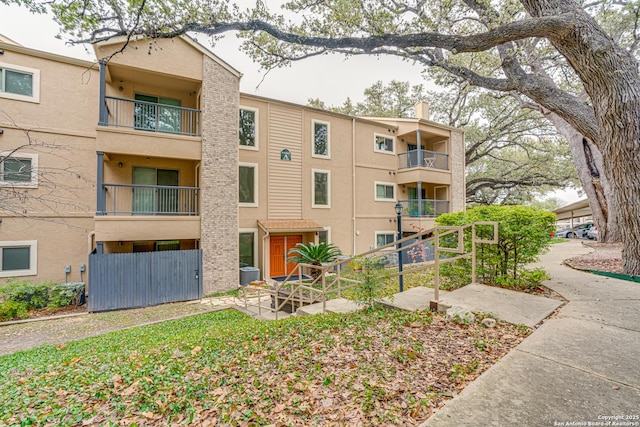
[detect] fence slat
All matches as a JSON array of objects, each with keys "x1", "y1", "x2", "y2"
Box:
[{"x1": 88, "y1": 249, "x2": 203, "y2": 312}]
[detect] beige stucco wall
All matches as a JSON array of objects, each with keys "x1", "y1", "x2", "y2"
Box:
[
  {"x1": 96, "y1": 128, "x2": 202, "y2": 160},
  {"x1": 0, "y1": 217, "x2": 94, "y2": 284},
  {"x1": 200, "y1": 56, "x2": 240, "y2": 295},
  {"x1": 102, "y1": 155, "x2": 198, "y2": 186},
  {"x1": 0, "y1": 45, "x2": 98, "y2": 284},
  {"x1": 95, "y1": 37, "x2": 204, "y2": 82},
  {"x1": 0, "y1": 47, "x2": 99, "y2": 134},
  {"x1": 95, "y1": 216, "x2": 200, "y2": 242}
]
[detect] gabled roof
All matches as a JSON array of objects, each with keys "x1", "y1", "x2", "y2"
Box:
[
  {"x1": 0, "y1": 34, "x2": 22, "y2": 46},
  {"x1": 94, "y1": 34, "x2": 242, "y2": 78}
]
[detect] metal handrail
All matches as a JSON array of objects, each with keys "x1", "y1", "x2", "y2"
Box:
[
  {"x1": 399, "y1": 199, "x2": 450, "y2": 217},
  {"x1": 101, "y1": 96, "x2": 201, "y2": 136},
  {"x1": 241, "y1": 222, "x2": 499, "y2": 319},
  {"x1": 102, "y1": 183, "x2": 199, "y2": 215},
  {"x1": 398, "y1": 149, "x2": 449, "y2": 170}
]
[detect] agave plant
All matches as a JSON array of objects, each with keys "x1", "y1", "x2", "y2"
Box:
[{"x1": 287, "y1": 242, "x2": 342, "y2": 279}]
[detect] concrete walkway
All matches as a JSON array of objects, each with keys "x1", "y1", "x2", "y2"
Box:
[{"x1": 423, "y1": 240, "x2": 640, "y2": 427}]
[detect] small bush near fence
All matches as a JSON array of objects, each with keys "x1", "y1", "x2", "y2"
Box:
[
  {"x1": 344, "y1": 257, "x2": 395, "y2": 309},
  {"x1": 0, "y1": 280, "x2": 85, "y2": 322},
  {"x1": 436, "y1": 205, "x2": 555, "y2": 290},
  {"x1": 0, "y1": 300, "x2": 29, "y2": 322}
]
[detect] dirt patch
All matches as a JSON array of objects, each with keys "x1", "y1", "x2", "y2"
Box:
[
  {"x1": 25, "y1": 304, "x2": 87, "y2": 319},
  {"x1": 0, "y1": 302, "x2": 213, "y2": 356},
  {"x1": 564, "y1": 242, "x2": 623, "y2": 274}
]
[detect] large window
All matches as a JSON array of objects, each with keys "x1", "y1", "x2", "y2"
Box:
[
  {"x1": 132, "y1": 167, "x2": 179, "y2": 214},
  {"x1": 239, "y1": 230, "x2": 257, "y2": 267},
  {"x1": 239, "y1": 163, "x2": 258, "y2": 206},
  {"x1": 374, "y1": 134, "x2": 395, "y2": 154},
  {"x1": 312, "y1": 120, "x2": 330, "y2": 158},
  {"x1": 239, "y1": 107, "x2": 258, "y2": 149},
  {"x1": 0, "y1": 241, "x2": 37, "y2": 277},
  {"x1": 0, "y1": 62, "x2": 39, "y2": 103},
  {"x1": 312, "y1": 169, "x2": 330, "y2": 208},
  {"x1": 0, "y1": 152, "x2": 38, "y2": 188},
  {"x1": 134, "y1": 94, "x2": 181, "y2": 134},
  {"x1": 375, "y1": 233, "x2": 395, "y2": 248},
  {"x1": 375, "y1": 182, "x2": 395, "y2": 201}
]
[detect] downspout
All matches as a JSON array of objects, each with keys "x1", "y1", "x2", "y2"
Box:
[
  {"x1": 352, "y1": 118, "x2": 357, "y2": 256},
  {"x1": 87, "y1": 231, "x2": 96, "y2": 253},
  {"x1": 258, "y1": 221, "x2": 270, "y2": 281}
]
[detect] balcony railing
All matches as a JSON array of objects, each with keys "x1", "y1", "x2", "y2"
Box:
[
  {"x1": 400, "y1": 199, "x2": 450, "y2": 218},
  {"x1": 101, "y1": 184, "x2": 199, "y2": 216},
  {"x1": 398, "y1": 149, "x2": 449, "y2": 171},
  {"x1": 101, "y1": 96, "x2": 201, "y2": 136}
]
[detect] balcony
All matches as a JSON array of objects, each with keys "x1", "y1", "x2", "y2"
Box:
[
  {"x1": 101, "y1": 96, "x2": 201, "y2": 137},
  {"x1": 400, "y1": 199, "x2": 450, "y2": 218},
  {"x1": 100, "y1": 184, "x2": 199, "y2": 216},
  {"x1": 398, "y1": 149, "x2": 449, "y2": 171}
]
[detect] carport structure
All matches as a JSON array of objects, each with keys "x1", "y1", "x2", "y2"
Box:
[{"x1": 553, "y1": 199, "x2": 591, "y2": 229}]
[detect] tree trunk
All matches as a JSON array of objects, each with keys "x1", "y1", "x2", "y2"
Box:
[
  {"x1": 522, "y1": 0, "x2": 640, "y2": 273},
  {"x1": 545, "y1": 113, "x2": 619, "y2": 243}
]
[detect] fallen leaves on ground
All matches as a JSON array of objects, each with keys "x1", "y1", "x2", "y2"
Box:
[
  {"x1": 0, "y1": 309, "x2": 529, "y2": 426},
  {"x1": 564, "y1": 242, "x2": 623, "y2": 274}
]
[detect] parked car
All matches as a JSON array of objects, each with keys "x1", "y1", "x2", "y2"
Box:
[
  {"x1": 587, "y1": 226, "x2": 598, "y2": 240},
  {"x1": 556, "y1": 223, "x2": 593, "y2": 238}
]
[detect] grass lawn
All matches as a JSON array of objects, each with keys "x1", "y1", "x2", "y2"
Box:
[{"x1": 0, "y1": 308, "x2": 529, "y2": 426}]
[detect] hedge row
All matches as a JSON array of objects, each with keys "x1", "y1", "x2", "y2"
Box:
[{"x1": 0, "y1": 281, "x2": 85, "y2": 322}]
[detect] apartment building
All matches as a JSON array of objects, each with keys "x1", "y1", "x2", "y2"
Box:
[
  {"x1": 238, "y1": 95, "x2": 465, "y2": 279},
  {"x1": 0, "y1": 34, "x2": 465, "y2": 307}
]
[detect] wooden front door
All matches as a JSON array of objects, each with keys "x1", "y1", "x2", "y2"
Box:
[{"x1": 270, "y1": 235, "x2": 303, "y2": 277}]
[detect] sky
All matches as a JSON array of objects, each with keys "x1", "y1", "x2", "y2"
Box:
[
  {"x1": 0, "y1": 3, "x2": 427, "y2": 107},
  {"x1": 0, "y1": 3, "x2": 583, "y2": 206}
]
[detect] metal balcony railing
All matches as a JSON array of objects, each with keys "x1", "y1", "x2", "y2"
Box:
[
  {"x1": 101, "y1": 96, "x2": 201, "y2": 136},
  {"x1": 400, "y1": 199, "x2": 450, "y2": 218},
  {"x1": 398, "y1": 149, "x2": 449, "y2": 170},
  {"x1": 101, "y1": 184, "x2": 199, "y2": 215}
]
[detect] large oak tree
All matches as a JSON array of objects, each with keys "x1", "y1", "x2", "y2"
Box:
[{"x1": 7, "y1": 0, "x2": 640, "y2": 273}]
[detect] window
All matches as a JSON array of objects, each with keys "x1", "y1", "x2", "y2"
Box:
[
  {"x1": 239, "y1": 230, "x2": 257, "y2": 267},
  {"x1": 374, "y1": 134, "x2": 395, "y2": 154},
  {"x1": 0, "y1": 152, "x2": 38, "y2": 188},
  {"x1": 312, "y1": 120, "x2": 330, "y2": 158},
  {"x1": 134, "y1": 94, "x2": 181, "y2": 134},
  {"x1": 239, "y1": 163, "x2": 258, "y2": 206},
  {"x1": 239, "y1": 107, "x2": 258, "y2": 149},
  {"x1": 375, "y1": 233, "x2": 395, "y2": 248},
  {"x1": 312, "y1": 169, "x2": 330, "y2": 208},
  {"x1": 155, "y1": 240, "x2": 180, "y2": 251},
  {"x1": 0, "y1": 62, "x2": 40, "y2": 103},
  {"x1": 317, "y1": 229, "x2": 329, "y2": 245},
  {"x1": 132, "y1": 167, "x2": 179, "y2": 214},
  {"x1": 375, "y1": 182, "x2": 395, "y2": 201},
  {"x1": 0, "y1": 241, "x2": 37, "y2": 277}
]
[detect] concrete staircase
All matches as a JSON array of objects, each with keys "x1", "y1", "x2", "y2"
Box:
[{"x1": 271, "y1": 285, "x2": 563, "y2": 327}]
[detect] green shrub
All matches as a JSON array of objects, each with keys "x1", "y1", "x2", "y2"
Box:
[
  {"x1": 287, "y1": 242, "x2": 342, "y2": 278},
  {"x1": 344, "y1": 256, "x2": 394, "y2": 309},
  {"x1": 0, "y1": 300, "x2": 29, "y2": 322},
  {"x1": 436, "y1": 205, "x2": 555, "y2": 290},
  {"x1": 49, "y1": 283, "x2": 85, "y2": 308},
  {"x1": 3, "y1": 283, "x2": 50, "y2": 309}
]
